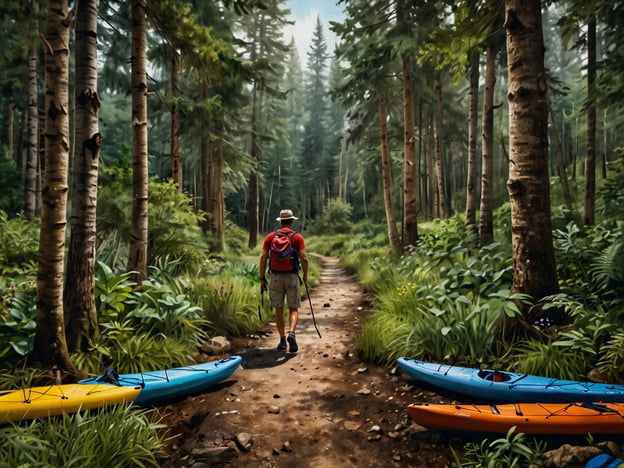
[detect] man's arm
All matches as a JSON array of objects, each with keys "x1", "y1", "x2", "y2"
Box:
[
  {"x1": 259, "y1": 249, "x2": 268, "y2": 291},
  {"x1": 299, "y1": 249, "x2": 309, "y2": 283}
]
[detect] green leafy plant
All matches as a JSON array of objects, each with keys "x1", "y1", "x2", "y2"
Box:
[
  {"x1": 511, "y1": 336, "x2": 593, "y2": 380},
  {"x1": 0, "y1": 280, "x2": 36, "y2": 364},
  {"x1": 453, "y1": 426, "x2": 545, "y2": 468},
  {"x1": 597, "y1": 331, "x2": 624, "y2": 383},
  {"x1": 0, "y1": 405, "x2": 166, "y2": 467},
  {"x1": 186, "y1": 275, "x2": 261, "y2": 337}
]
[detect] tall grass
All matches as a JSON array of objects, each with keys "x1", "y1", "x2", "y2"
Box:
[{"x1": 0, "y1": 405, "x2": 166, "y2": 467}]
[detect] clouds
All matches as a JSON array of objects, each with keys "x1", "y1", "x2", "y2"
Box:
[{"x1": 284, "y1": 1, "x2": 343, "y2": 63}]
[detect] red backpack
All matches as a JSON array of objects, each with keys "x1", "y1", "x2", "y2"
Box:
[{"x1": 269, "y1": 230, "x2": 299, "y2": 273}]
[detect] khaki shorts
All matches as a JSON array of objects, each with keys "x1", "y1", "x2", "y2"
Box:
[{"x1": 269, "y1": 273, "x2": 301, "y2": 309}]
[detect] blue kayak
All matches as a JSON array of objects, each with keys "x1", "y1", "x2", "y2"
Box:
[
  {"x1": 586, "y1": 454, "x2": 624, "y2": 468},
  {"x1": 79, "y1": 356, "x2": 242, "y2": 406},
  {"x1": 397, "y1": 357, "x2": 624, "y2": 403}
]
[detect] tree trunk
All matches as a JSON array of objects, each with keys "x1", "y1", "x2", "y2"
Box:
[
  {"x1": 33, "y1": 0, "x2": 81, "y2": 377},
  {"x1": 64, "y1": 0, "x2": 101, "y2": 353},
  {"x1": 379, "y1": 99, "x2": 401, "y2": 255},
  {"x1": 200, "y1": 118, "x2": 212, "y2": 235},
  {"x1": 505, "y1": 0, "x2": 559, "y2": 305},
  {"x1": 171, "y1": 44, "x2": 182, "y2": 191},
  {"x1": 402, "y1": 56, "x2": 418, "y2": 247},
  {"x1": 434, "y1": 72, "x2": 447, "y2": 219},
  {"x1": 7, "y1": 100, "x2": 15, "y2": 162},
  {"x1": 584, "y1": 16, "x2": 596, "y2": 226},
  {"x1": 548, "y1": 100, "x2": 573, "y2": 211},
  {"x1": 25, "y1": 0, "x2": 39, "y2": 220},
  {"x1": 248, "y1": 85, "x2": 259, "y2": 248},
  {"x1": 465, "y1": 52, "x2": 479, "y2": 239},
  {"x1": 213, "y1": 124, "x2": 225, "y2": 251},
  {"x1": 127, "y1": 0, "x2": 149, "y2": 283},
  {"x1": 479, "y1": 45, "x2": 496, "y2": 246}
]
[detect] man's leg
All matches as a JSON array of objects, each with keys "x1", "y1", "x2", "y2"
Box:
[
  {"x1": 287, "y1": 308, "x2": 299, "y2": 352},
  {"x1": 275, "y1": 306, "x2": 287, "y2": 350}
]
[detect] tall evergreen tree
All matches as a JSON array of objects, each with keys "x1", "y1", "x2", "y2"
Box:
[{"x1": 300, "y1": 16, "x2": 329, "y2": 221}]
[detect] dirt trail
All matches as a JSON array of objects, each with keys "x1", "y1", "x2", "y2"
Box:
[{"x1": 159, "y1": 255, "x2": 453, "y2": 468}]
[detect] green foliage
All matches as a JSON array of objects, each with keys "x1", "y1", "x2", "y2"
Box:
[
  {"x1": 0, "y1": 405, "x2": 166, "y2": 467},
  {"x1": 0, "y1": 211, "x2": 39, "y2": 277},
  {"x1": 307, "y1": 199, "x2": 353, "y2": 236},
  {"x1": 453, "y1": 427, "x2": 546, "y2": 468},
  {"x1": 0, "y1": 280, "x2": 36, "y2": 364},
  {"x1": 75, "y1": 259, "x2": 210, "y2": 374},
  {"x1": 73, "y1": 328, "x2": 193, "y2": 375},
  {"x1": 94, "y1": 261, "x2": 135, "y2": 320},
  {"x1": 0, "y1": 160, "x2": 25, "y2": 218},
  {"x1": 185, "y1": 274, "x2": 262, "y2": 337},
  {"x1": 597, "y1": 332, "x2": 624, "y2": 383},
  {"x1": 147, "y1": 180, "x2": 209, "y2": 271},
  {"x1": 510, "y1": 335, "x2": 594, "y2": 380},
  {"x1": 597, "y1": 155, "x2": 624, "y2": 220},
  {"x1": 97, "y1": 169, "x2": 209, "y2": 271}
]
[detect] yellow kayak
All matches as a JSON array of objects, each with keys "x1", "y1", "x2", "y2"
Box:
[{"x1": 0, "y1": 383, "x2": 142, "y2": 424}]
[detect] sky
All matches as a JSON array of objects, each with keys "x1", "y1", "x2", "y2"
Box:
[{"x1": 284, "y1": 0, "x2": 345, "y2": 63}]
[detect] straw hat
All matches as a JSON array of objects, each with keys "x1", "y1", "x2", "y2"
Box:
[{"x1": 276, "y1": 209, "x2": 298, "y2": 221}]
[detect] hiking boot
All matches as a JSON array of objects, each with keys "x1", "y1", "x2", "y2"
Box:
[
  {"x1": 277, "y1": 337, "x2": 287, "y2": 351},
  {"x1": 287, "y1": 332, "x2": 298, "y2": 353}
]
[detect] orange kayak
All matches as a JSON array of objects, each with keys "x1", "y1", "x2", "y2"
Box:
[{"x1": 407, "y1": 402, "x2": 624, "y2": 435}]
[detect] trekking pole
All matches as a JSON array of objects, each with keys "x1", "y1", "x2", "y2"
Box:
[
  {"x1": 303, "y1": 278, "x2": 322, "y2": 338},
  {"x1": 258, "y1": 289, "x2": 264, "y2": 322}
]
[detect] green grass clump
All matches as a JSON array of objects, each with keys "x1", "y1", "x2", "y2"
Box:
[{"x1": 0, "y1": 405, "x2": 166, "y2": 467}]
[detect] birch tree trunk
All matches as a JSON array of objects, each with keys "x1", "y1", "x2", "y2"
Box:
[
  {"x1": 505, "y1": 0, "x2": 559, "y2": 306},
  {"x1": 465, "y1": 53, "x2": 479, "y2": 239},
  {"x1": 64, "y1": 0, "x2": 101, "y2": 352},
  {"x1": 127, "y1": 0, "x2": 149, "y2": 283},
  {"x1": 33, "y1": 0, "x2": 80, "y2": 376},
  {"x1": 25, "y1": 0, "x2": 39, "y2": 220}
]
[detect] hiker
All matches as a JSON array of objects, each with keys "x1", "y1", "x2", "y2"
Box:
[{"x1": 259, "y1": 209, "x2": 309, "y2": 353}]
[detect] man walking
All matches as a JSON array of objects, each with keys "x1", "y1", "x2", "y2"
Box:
[{"x1": 259, "y1": 209, "x2": 308, "y2": 352}]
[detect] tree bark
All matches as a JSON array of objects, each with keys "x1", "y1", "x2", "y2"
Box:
[
  {"x1": 379, "y1": 99, "x2": 402, "y2": 255},
  {"x1": 33, "y1": 0, "x2": 81, "y2": 377},
  {"x1": 402, "y1": 56, "x2": 419, "y2": 247},
  {"x1": 505, "y1": 0, "x2": 559, "y2": 305},
  {"x1": 434, "y1": 72, "x2": 447, "y2": 219},
  {"x1": 171, "y1": 44, "x2": 182, "y2": 192},
  {"x1": 548, "y1": 100, "x2": 573, "y2": 211},
  {"x1": 465, "y1": 52, "x2": 479, "y2": 239},
  {"x1": 248, "y1": 85, "x2": 259, "y2": 248},
  {"x1": 64, "y1": 0, "x2": 101, "y2": 352},
  {"x1": 25, "y1": 0, "x2": 40, "y2": 220},
  {"x1": 584, "y1": 16, "x2": 596, "y2": 226},
  {"x1": 479, "y1": 45, "x2": 496, "y2": 246},
  {"x1": 127, "y1": 0, "x2": 149, "y2": 283}
]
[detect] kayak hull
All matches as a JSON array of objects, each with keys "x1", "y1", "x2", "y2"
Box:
[
  {"x1": 0, "y1": 383, "x2": 142, "y2": 424},
  {"x1": 80, "y1": 355, "x2": 243, "y2": 406},
  {"x1": 407, "y1": 402, "x2": 624, "y2": 435},
  {"x1": 397, "y1": 357, "x2": 624, "y2": 403}
]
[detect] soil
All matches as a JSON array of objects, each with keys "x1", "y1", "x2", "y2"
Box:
[{"x1": 157, "y1": 255, "x2": 456, "y2": 467}]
